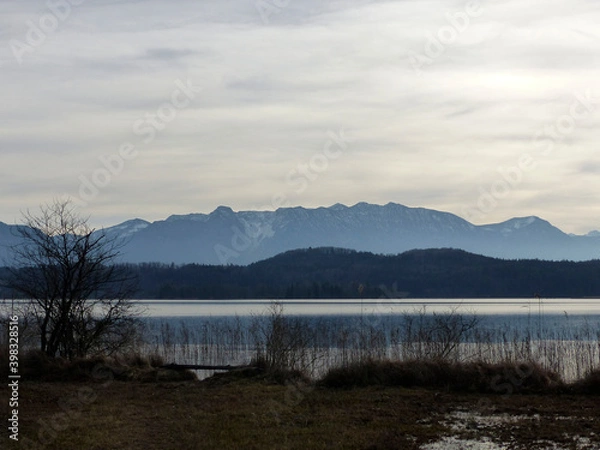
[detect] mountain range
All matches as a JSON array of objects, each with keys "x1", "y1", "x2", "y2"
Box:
[{"x1": 1, "y1": 202, "x2": 600, "y2": 265}]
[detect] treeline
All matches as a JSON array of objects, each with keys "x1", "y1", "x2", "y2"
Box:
[
  {"x1": 3, "y1": 247, "x2": 600, "y2": 300},
  {"x1": 125, "y1": 247, "x2": 600, "y2": 299}
]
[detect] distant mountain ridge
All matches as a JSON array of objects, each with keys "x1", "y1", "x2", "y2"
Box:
[{"x1": 1, "y1": 202, "x2": 600, "y2": 265}]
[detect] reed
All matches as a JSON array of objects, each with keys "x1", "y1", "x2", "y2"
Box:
[{"x1": 131, "y1": 302, "x2": 600, "y2": 384}]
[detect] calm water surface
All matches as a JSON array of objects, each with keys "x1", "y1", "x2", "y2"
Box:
[{"x1": 138, "y1": 298, "x2": 600, "y2": 318}]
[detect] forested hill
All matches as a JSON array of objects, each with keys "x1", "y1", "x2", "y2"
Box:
[{"x1": 129, "y1": 247, "x2": 600, "y2": 299}]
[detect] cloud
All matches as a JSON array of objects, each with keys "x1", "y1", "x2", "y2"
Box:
[
  {"x1": 576, "y1": 161, "x2": 600, "y2": 174},
  {"x1": 142, "y1": 47, "x2": 199, "y2": 61},
  {"x1": 1, "y1": 0, "x2": 599, "y2": 234}
]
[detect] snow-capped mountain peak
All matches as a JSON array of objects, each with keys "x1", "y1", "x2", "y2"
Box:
[
  {"x1": 1, "y1": 203, "x2": 598, "y2": 265},
  {"x1": 102, "y1": 219, "x2": 150, "y2": 237}
]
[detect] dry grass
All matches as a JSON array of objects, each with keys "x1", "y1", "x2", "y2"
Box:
[
  {"x1": 137, "y1": 308, "x2": 600, "y2": 383},
  {"x1": 571, "y1": 368, "x2": 600, "y2": 394},
  {"x1": 0, "y1": 349, "x2": 194, "y2": 383},
  {"x1": 2, "y1": 305, "x2": 600, "y2": 449},
  {"x1": 320, "y1": 359, "x2": 564, "y2": 393},
  {"x1": 1, "y1": 375, "x2": 600, "y2": 450}
]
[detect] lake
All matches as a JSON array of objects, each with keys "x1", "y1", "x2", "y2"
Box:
[
  {"x1": 138, "y1": 298, "x2": 600, "y2": 318},
  {"x1": 134, "y1": 298, "x2": 600, "y2": 381},
  {"x1": 3, "y1": 298, "x2": 598, "y2": 380}
]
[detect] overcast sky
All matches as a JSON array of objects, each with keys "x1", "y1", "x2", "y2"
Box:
[{"x1": 1, "y1": 0, "x2": 599, "y2": 233}]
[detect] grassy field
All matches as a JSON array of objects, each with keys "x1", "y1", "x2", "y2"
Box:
[
  {"x1": 3, "y1": 301, "x2": 600, "y2": 450},
  {"x1": 2, "y1": 366, "x2": 600, "y2": 450}
]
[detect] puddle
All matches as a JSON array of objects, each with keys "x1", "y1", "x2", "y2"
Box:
[
  {"x1": 421, "y1": 436, "x2": 506, "y2": 450},
  {"x1": 420, "y1": 410, "x2": 596, "y2": 450}
]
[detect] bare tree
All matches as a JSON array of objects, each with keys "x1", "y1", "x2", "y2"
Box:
[{"x1": 3, "y1": 199, "x2": 139, "y2": 359}]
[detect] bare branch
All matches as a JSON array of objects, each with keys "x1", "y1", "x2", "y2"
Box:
[{"x1": 3, "y1": 198, "x2": 139, "y2": 359}]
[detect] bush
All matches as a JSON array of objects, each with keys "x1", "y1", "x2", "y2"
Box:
[
  {"x1": 203, "y1": 356, "x2": 309, "y2": 386},
  {"x1": 320, "y1": 359, "x2": 563, "y2": 393},
  {"x1": 11, "y1": 350, "x2": 194, "y2": 382},
  {"x1": 115, "y1": 352, "x2": 164, "y2": 368},
  {"x1": 572, "y1": 369, "x2": 600, "y2": 394}
]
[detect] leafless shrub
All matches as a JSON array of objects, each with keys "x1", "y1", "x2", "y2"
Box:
[
  {"x1": 400, "y1": 306, "x2": 480, "y2": 361},
  {"x1": 250, "y1": 302, "x2": 321, "y2": 375}
]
